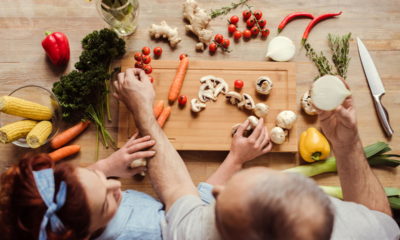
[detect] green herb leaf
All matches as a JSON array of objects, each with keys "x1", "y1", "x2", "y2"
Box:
[{"x1": 209, "y1": 0, "x2": 249, "y2": 19}]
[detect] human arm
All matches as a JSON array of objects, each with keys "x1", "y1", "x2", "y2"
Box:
[
  {"x1": 318, "y1": 94, "x2": 392, "y2": 216},
  {"x1": 206, "y1": 118, "x2": 273, "y2": 185},
  {"x1": 89, "y1": 133, "x2": 155, "y2": 178},
  {"x1": 113, "y1": 68, "x2": 198, "y2": 210}
]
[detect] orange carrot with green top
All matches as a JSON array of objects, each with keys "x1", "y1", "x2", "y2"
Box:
[
  {"x1": 168, "y1": 57, "x2": 189, "y2": 102},
  {"x1": 48, "y1": 145, "x2": 80, "y2": 162},
  {"x1": 157, "y1": 106, "x2": 171, "y2": 128},
  {"x1": 50, "y1": 121, "x2": 89, "y2": 149},
  {"x1": 153, "y1": 100, "x2": 164, "y2": 118}
]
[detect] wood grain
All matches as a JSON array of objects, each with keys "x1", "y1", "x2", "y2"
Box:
[
  {"x1": 0, "y1": 0, "x2": 399, "y2": 198},
  {"x1": 118, "y1": 59, "x2": 297, "y2": 151}
]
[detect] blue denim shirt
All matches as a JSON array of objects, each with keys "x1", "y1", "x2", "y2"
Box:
[{"x1": 95, "y1": 183, "x2": 215, "y2": 240}]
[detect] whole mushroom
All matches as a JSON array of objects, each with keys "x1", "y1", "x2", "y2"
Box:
[
  {"x1": 270, "y1": 127, "x2": 287, "y2": 144},
  {"x1": 247, "y1": 116, "x2": 259, "y2": 129},
  {"x1": 276, "y1": 110, "x2": 297, "y2": 130},
  {"x1": 256, "y1": 76, "x2": 273, "y2": 95},
  {"x1": 301, "y1": 90, "x2": 317, "y2": 115},
  {"x1": 254, "y1": 103, "x2": 269, "y2": 117},
  {"x1": 191, "y1": 98, "x2": 206, "y2": 112}
]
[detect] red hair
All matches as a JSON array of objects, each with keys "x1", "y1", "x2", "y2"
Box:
[{"x1": 0, "y1": 153, "x2": 91, "y2": 240}]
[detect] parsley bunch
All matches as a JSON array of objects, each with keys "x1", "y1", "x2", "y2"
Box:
[{"x1": 52, "y1": 28, "x2": 125, "y2": 149}]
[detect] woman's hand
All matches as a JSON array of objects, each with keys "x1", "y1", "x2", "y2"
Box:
[
  {"x1": 228, "y1": 118, "x2": 273, "y2": 165},
  {"x1": 90, "y1": 133, "x2": 156, "y2": 178}
]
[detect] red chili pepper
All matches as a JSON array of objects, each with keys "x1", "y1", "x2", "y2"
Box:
[
  {"x1": 41, "y1": 31, "x2": 70, "y2": 66},
  {"x1": 302, "y1": 12, "x2": 342, "y2": 44},
  {"x1": 277, "y1": 12, "x2": 314, "y2": 33}
]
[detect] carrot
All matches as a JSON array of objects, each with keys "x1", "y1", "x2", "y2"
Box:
[
  {"x1": 153, "y1": 100, "x2": 164, "y2": 118},
  {"x1": 50, "y1": 121, "x2": 90, "y2": 149},
  {"x1": 168, "y1": 57, "x2": 189, "y2": 102},
  {"x1": 157, "y1": 106, "x2": 171, "y2": 128},
  {"x1": 48, "y1": 145, "x2": 80, "y2": 162}
]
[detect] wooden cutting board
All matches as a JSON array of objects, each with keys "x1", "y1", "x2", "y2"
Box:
[{"x1": 118, "y1": 58, "x2": 297, "y2": 152}]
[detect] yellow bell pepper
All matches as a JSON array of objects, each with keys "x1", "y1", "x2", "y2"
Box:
[{"x1": 299, "y1": 127, "x2": 331, "y2": 163}]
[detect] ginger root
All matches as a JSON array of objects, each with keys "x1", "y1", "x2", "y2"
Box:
[
  {"x1": 183, "y1": 0, "x2": 213, "y2": 51},
  {"x1": 149, "y1": 21, "x2": 182, "y2": 48}
]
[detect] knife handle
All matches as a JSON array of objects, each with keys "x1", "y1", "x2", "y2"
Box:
[{"x1": 372, "y1": 94, "x2": 394, "y2": 137}]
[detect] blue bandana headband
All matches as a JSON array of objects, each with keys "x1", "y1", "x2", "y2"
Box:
[{"x1": 32, "y1": 169, "x2": 67, "y2": 240}]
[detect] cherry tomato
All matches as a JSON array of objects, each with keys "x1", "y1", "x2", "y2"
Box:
[
  {"x1": 214, "y1": 34, "x2": 224, "y2": 44},
  {"x1": 242, "y1": 10, "x2": 251, "y2": 20},
  {"x1": 142, "y1": 46, "x2": 151, "y2": 55},
  {"x1": 233, "y1": 30, "x2": 242, "y2": 40},
  {"x1": 229, "y1": 15, "x2": 239, "y2": 25},
  {"x1": 134, "y1": 52, "x2": 142, "y2": 61},
  {"x1": 251, "y1": 26, "x2": 260, "y2": 36},
  {"x1": 209, "y1": 42, "x2": 217, "y2": 53},
  {"x1": 243, "y1": 29, "x2": 252, "y2": 39},
  {"x1": 234, "y1": 80, "x2": 244, "y2": 89},
  {"x1": 153, "y1": 47, "x2": 162, "y2": 57},
  {"x1": 261, "y1": 29, "x2": 270, "y2": 38},
  {"x1": 178, "y1": 95, "x2": 188, "y2": 106},
  {"x1": 222, "y1": 39, "x2": 230, "y2": 48},
  {"x1": 179, "y1": 54, "x2": 188, "y2": 60},
  {"x1": 143, "y1": 65, "x2": 152, "y2": 74},
  {"x1": 228, "y1": 24, "x2": 236, "y2": 34},
  {"x1": 246, "y1": 17, "x2": 255, "y2": 28},
  {"x1": 142, "y1": 55, "x2": 151, "y2": 64},
  {"x1": 258, "y1": 18, "x2": 267, "y2": 28},
  {"x1": 148, "y1": 75, "x2": 154, "y2": 83},
  {"x1": 135, "y1": 61, "x2": 143, "y2": 69},
  {"x1": 253, "y1": 10, "x2": 263, "y2": 20}
]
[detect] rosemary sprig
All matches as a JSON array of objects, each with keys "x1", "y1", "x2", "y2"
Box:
[
  {"x1": 304, "y1": 42, "x2": 334, "y2": 78},
  {"x1": 328, "y1": 33, "x2": 351, "y2": 79},
  {"x1": 209, "y1": 0, "x2": 250, "y2": 19}
]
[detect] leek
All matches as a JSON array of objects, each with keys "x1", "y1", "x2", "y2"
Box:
[
  {"x1": 284, "y1": 142, "x2": 400, "y2": 177},
  {"x1": 320, "y1": 186, "x2": 400, "y2": 210}
]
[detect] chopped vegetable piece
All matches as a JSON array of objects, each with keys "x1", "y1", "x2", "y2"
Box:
[
  {"x1": 50, "y1": 121, "x2": 90, "y2": 149},
  {"x1": 0, "y1": 96, "x2": 52, "y2": 120},
  {"x1": 153, "y1": 100, "x2": 164, "y2": 118},
  {"x1": 48, "y1": 144, "x2": 80, "y2": 162},
  {"x1": 26, "y1": 121, "x2": 52, "y2": 148},
  {"x1": 157, "y1": 106, "x2": 171, "y2": 128},
  {"x1": 311, "y1": 75, "x2": 351, "y2": 111},
  {"x1": 266, "y1": 36, "x2": 296, "y2": 62},
  {"x1": 0, "y1": 120, "x2": 37, "y2": 144},
  {"x1": 168, "y1": 57, "x2": 189, "y2": 102}
]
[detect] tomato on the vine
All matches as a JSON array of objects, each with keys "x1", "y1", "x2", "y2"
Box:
[
  {"x1": 233, "y1": 30, "x2": 242, "y2": 40},
  {"x1": 253, "y1": 10, "x2": 263, "y2": 20},
  {"x1": 251, "y1": 26, "x2": 260, "y2": 36},
  {"x1": 153, "y1": 47, "x2": 162, "y2": 57},
  {"x1": 178, "y1": 95, "x2": 188, "y2": 106},
  {"x1": 135, "y1": 61, "x2": 143, "y2": 69},
  {"x1": 222, "y1": 38, "x2": 230, "y2": 48},
  {"x1": 209, "y1": 42, "x2": 217, "y2": 53},
  {"x1": 228, "y1": 24, "x2": 236, "y2": 34},
  {"x1": 142, "y1": 46, "x2": 151, "y2": 55},
  {"x1": 234, "y1": 80, "x2": 244, "y2": 89},
  {"x1": 134, "y1": 52, "x2": 142, "y2": 61},
  {"x1": 229, "y1": 15, "x2": 239, "y2": 24},
  {"x1": 242, "y1": 10, "x2": 251, "y2": 20},
  {"x1": 243, "y1": 29, "x2": 252, "y2": 39},
  {"x1": 258, "y1": 19, "x2": 267, "y2": 28},
  {"x1": 246, "y1": 17, "x2": 255, "y2": 28},
  {"x1": 214, "y1": 34, "x2": 224, "y2": 44},
  {"x1": 143, "y1": 65, "x2": 152, "y2": 74},
  {"x1": 142, "y1": 55, "x2": 151, "y2": 64},
  {"x1": 179, "y1": 54, "x2": 188, "y2": 60},
  {"x1": 261, "y1": 29, "x2": 270, "y2": 38}
]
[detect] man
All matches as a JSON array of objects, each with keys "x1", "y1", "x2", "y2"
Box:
[{"x1": 114, "y1": 68, "x2": 400, "y2": 240}]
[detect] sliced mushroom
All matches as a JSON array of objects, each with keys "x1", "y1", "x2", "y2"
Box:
[
  {"x1": 256, "y1": 76, "x2": 273, "y2": 95},
  {"x1": 231, "y1": 123, "x2": 241, "y2": 136},
  {"x1": 270, "y1": 127, "x2": 287, "y2": 144},
  {"x1": 200, "y1": 75, "x2": 215, "y2": 90},
  {"x1": 213, "y1": 80, "x2": 229, "y2": 97},
  {"x1": 130, "y1": 158, "x2": 147, "y2": 168},
  {"x1": 199, "y1": 88, "x2": 216, "y2": 102},
  {"x1": 254, "y1": 103, "x2": 269, "y2": 117},
  {"x1": 238, "y1": 93, "x2": 255, "y2": 110},
  {"x1": 276, "y1": 110, "x2": 297, "y2": 130},
  {"x1": 191, "y1": 98, "x2": 206, "y2": 112},
  {"x1": 301, "y1": 90, "x2": 317, "y2": 115},
  {"x1": 226, "y1": 91, "x2": 242, "y2": 105}
]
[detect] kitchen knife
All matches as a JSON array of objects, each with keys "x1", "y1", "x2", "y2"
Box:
[{"x1": 357, "y1": 37, "x2": 394, "y2": 137}]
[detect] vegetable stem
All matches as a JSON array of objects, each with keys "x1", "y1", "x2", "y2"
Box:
[{"x1": 209, "y1": 0, "x2": 250, "y2": 19}]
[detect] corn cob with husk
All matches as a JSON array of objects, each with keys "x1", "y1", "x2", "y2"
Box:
[
  {"x1": 0, "y1": 120, "x2": 37, "y2": 143},
  {"x1": 0, "y1": 96, "x2": 53, "y2": 120},
  {"x1": 26, "y1": 121, "x2": 53, "y2": 148}
]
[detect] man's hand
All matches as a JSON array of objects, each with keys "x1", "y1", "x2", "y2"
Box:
[
  {"x1": 90, "y1": 133, "x2": 156, "y2": 178},
  {"x1": 229, "y1": 118, "x2": 273, "y2": 164},
  {"x1": 113, "y1": 68, "x2": 155, "y2": 113}
]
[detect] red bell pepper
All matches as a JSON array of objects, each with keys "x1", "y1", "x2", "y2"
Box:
[{"x1": 41, "y1": 31, "x2": 70, "y2": 66}]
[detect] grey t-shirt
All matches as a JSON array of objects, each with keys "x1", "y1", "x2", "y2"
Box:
[{"x1": 163, "y1": 182, "x2": 400, "y2": 240}]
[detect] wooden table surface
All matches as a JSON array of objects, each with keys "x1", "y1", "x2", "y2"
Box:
[{"x1": 1, "y1": 0, "x2": 399, "y2": 196}]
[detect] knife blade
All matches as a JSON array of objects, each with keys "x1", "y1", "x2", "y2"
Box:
[{"x1": 357, "y1": 37, "x2": 394, "y2": 137}]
